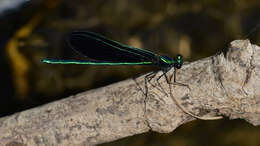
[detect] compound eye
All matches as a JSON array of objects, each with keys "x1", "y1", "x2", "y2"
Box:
[{"x1": 177, "y1": 54, "x2": 183, "y2": 60}]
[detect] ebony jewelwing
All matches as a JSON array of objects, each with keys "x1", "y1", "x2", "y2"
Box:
[
  {"x1": 42, "y1": 30, "x2": 183, "y2": 114},
  {"x1": 42, "y1": 31, "x2": 223, "y2": 120},
  {"x1": 42, "y1": 31, "x2": 183, "y2": 84}
]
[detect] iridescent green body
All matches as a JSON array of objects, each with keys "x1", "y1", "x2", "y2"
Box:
[{"x1": 42, "y1": 59, "x2": 153, "y2": 65}]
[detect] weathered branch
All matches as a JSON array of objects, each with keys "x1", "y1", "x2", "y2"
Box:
[{"x1": 0, "y1": 40, "x2": 259, "y2": 146}]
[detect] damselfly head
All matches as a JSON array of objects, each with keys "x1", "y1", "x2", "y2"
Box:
[{"x1": 175, "y1": 54, "x2": 183, "y2": 69}]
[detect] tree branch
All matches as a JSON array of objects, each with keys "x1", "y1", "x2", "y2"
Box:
[{"x1": 0, "y1": 40, "x2": 259, "y2": 146}]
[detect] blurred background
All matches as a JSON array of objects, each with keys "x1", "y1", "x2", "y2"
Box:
[{"x1": 0, "y1": 0, "x2": 259, "y2": 145}]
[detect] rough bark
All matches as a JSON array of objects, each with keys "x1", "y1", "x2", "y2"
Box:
[{"x1": 0, "y1": 40, "x2": 259, "y2": 146}]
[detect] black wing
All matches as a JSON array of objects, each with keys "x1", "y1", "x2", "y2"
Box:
[{"x1": 68, "y1": 31, "x2": 158, "y2": 62}]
